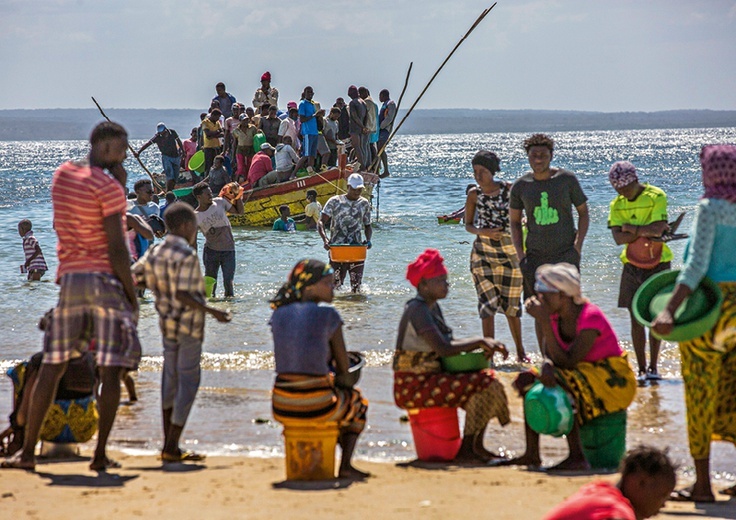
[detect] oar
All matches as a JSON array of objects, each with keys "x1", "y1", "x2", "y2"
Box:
[
  {"x1": 373, "y1": 4, "x2": 497, "y2": 169},
  {"x1": 91, "y1": 96, "x2": 165, "y2": 192},
  {"x1": 369, "y1": 62, "x2": 413, "y2": 174}
]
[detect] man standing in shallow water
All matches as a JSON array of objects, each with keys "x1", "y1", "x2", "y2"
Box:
[
  {"x1": 3, "y1": 121, "x2": 141, "y2": 472},
  {"x1": 509, "y1": 133, "x2": 589, "y2": 351}
]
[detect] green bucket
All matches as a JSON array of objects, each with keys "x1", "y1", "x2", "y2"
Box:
[
  {"x1": 524, "y1": 383, "x2": 574, "y2": 438},
  {"x1": 188, "y1": 150, "x2": 206, "y2": 173},
  {"x1": 580, "y1": 411, "x2": 627, "y2": 469},
  {"x1": 204, "y1": 276, "x2": 216, "y2": 298},
  {"x1": 253, "y1": 132, "x2": 267, "y2": 153}
]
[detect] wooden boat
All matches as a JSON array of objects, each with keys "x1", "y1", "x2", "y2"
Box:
[{"x1": 172, "y1": 164, "x2": 378, "y2": 227}]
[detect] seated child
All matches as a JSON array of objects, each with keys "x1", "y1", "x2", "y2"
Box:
[
  {"x1": 544, "y1": 446, "x2": 675, "y2": 520},
  {"x1": 269, "y1": 259, "x2": 369, "y2": 479},
  {"x1": 18, "y1": 219, "x2": 48, "y2": 281},
  {"x1": 274, "y1": 136, "x2": 303, "y2": 181},
  {"x1": 500, "y1": 263, "x2": 636, "y2": 471},
  {"x1": 273, "y1": 205, "x2": 296, "y2": 232},
  {"x1": 208, "y1": 154, "x2": 231, "y2": 197},
  {"x1": 394, "y1": 249, "x2": 510, "y2": 462}
]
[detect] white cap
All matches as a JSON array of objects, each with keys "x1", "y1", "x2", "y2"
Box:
[{"x1": 347, "y1": 173, "x2": 365, "y2": 189}]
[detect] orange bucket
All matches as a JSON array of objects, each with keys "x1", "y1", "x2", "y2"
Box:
[{"x1": 329, "y1": 245, "x2": 368, "y2": 263}]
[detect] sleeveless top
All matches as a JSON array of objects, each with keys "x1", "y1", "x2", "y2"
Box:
[{"x1": 473, "y1": 181, "x2": 512, "y2": 231}]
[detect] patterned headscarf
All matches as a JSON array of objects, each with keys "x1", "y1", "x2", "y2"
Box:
[
  {"x1": 608, "y1": 161, "x2": 638, "y2": 189},
  {"x1": 270, "y1": 259, "x2": 334, "y2": 309},
  {"x1": 701, "y1": 144, "x2": 736, "y2": 203},
  {"x1": 406, "y1": 249, "x2": 448, "y2": 288},
  {"x1": 534, "y1": 263, "x2": 588, "y2": 305}
]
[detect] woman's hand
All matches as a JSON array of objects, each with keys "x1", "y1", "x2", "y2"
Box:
[
  {"x1": 651, "y1": 309, "x2": 675, "y2": 336},
  {"x1": 524, "y1": 296, "x2": 549, "y2": 321},
  {"x1": 540, "y1": 361, "x2": 557, "y2": 388},
  {"x1": 480, "y1": 338, "x2": 509, "y2": 362}
]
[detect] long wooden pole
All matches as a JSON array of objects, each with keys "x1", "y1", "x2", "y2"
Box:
[
  {"x1": 372, "y1": 4, "x2": 497, "y2": 169},
  {"x1": 91, "y1": 96, "x2": 165, "y2": 191}
]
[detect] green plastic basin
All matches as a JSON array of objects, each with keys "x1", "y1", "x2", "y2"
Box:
[{"x1": 440, "y1": 351, "x2": 489, "y2": 373}]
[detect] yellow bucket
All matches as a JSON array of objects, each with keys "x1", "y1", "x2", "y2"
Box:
[
  {"x1": 282, "y1": 421, "x2": 338, "y2": 480},
  {"x1": 204, "y1": 276, "x2": 216, "y2": 298}
]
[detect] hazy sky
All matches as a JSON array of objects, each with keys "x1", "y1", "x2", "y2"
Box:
[{"x1": 2, "y1": 0, "x2": 735, "y2": 112}]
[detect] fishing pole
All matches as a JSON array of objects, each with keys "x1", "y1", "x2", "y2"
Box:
[{"x1": 91, "y1": 96, "x2": 165, "y2": 191}]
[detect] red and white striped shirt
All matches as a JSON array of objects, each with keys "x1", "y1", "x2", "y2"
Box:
[{"x1": 51, "y1": 160, "x2": 126, "y2": 281}]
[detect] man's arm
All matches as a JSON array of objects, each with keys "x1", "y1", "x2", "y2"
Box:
[
  {"x1": 317, "y1": 213, "x2": 331, "y2": 250},
  {"x1": 103, "y1": 214, "x2": 138, "y2": 309},
  {"x1": 349, "y1": 106, "x2": 364, "y2": 130},
  {"x1": 135, "y1": 137, "x2": 154, "y2": 157},
  {"x1": 176, "y1": 137, "x2": 184, "y2": 156},
  {"x1": 380, "y1": 102, "x2": 397, "y2": 130},
  {"x1": 574, "y1": 202, "x2": 589, "y2": 254},
  {"x1": 226, "y1": 196, "x2": 244, "y2": 216},
  {"x1": 509, "y1": 208, "x2": 525, "y2": 261}
]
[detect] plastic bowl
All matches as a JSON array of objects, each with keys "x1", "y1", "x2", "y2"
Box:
[
  {"x1": 440, "y1": 351, "x2": 489, "y2": 373},
  {"x1": 632, "y1": 270, "x2": 723, "y2": 342},
  {"x1": 332, "y1": 351, "x2": 365, "y2": 387},
  {"x1": 188, "y1": 150, "x2": 205, "y2": 173},
  {"x1": 172, "y1": 187, "x2": 193, "y2": 198},
  {"x1": 524, "y1": 383, "x2": 574, "y2": 437},
  {"x1": 329, "y1": 244, "x2": 368, "y2": 263}
]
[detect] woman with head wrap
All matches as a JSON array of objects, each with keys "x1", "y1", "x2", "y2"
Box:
[
  {"x1": 500, "y1": 263, "x2": 636, "y2": 471},
  {"x1": 393, "y1": 249, "x2": 511, "y2": 462},
  {"x1": 269, "y1": 259, "x2": 369, "y2": 479},
  {"x1": 652, "y1": 144, "x2": 736, "y2": 502},
  {"x1": 465, "y1": 150, "x2": 527, "y2": 362}
]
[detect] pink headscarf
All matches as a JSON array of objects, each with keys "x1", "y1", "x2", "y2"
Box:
[
  {"x1": 261, "y1": 71, "x2": 271, "y2": 82},
  {"x1": 701, "y1": 144, "x2": 736, "y2": 203},
  {"x1": 406, "y1": 249, "x2": 448, "y2": 288}
]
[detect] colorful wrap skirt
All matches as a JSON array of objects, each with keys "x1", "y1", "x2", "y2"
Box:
[
  {"x1": 272, "y1": 374, "x2": 368, "y2": 435},
  {"x1": 8, "y1": 362, "x2": 98, "y2": 443},
  {"x1": 679, "y1": 282, "x2": 736, "y2": 459},
  {"x1": 470, "y1": 235, "x2": 523, "y2": 319}
]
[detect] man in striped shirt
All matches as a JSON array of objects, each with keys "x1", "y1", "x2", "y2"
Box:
[
  {"x1": 133, "y1": 203, "x2": 231, "y2": 462},
  {"x1": 4, "y1": 122, "x2": 141, "y2": 472}
]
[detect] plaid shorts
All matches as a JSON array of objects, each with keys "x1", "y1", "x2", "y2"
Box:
[
  {"x1": 42, "y1": 273, "x2": 142, "y2": 369},
  {"x1": 470, "y1": 234, "x2": 523, "y2": 318}
]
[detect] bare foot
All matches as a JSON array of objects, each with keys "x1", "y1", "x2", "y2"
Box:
[
  {"x1": 493, "y1": 454, "x2": 542, "y2": 467},
  {"x1": 547, "y1": 457, "x2": 590, "y2": 472},
  {"x1": 338, "y1": 465, "x2": 371, "y2": 480},
  {"x1": 90, "y1": 456, "x2": 121, "y2": 472}
]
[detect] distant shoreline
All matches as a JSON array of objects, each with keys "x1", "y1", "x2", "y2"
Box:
[{"x1": 1, "y1": 108, "x2": 734, "y2": 141}]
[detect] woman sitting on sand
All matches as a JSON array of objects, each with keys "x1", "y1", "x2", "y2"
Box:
[
  {"x1": 652, "y1": 144, "x2": 736, "y2": 502},
  {"x1": 393, "y1": 248, "x2": 511, "y2": 462},
  {"x1": 269, "y1": 259, "x2": 369, "y2": 479},
  {"x1": 501, "y1": 263, "x2": 636, "y2": 471}
]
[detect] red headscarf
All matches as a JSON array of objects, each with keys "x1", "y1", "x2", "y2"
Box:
[
  {"x1": 261, "y1": 71, "x2": 271, "y2": 82},
  {"x1": 406, "y1": 249, "x2": 448, "y2": 287}
]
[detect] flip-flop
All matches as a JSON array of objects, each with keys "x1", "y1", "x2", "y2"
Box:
[
  {"x1": 1, "y1": 457, "x2": 36, "y2": 471},
  {"x1": 669, "y1": 488, "x2": 715, "y2": 503},
  {"x1": 161, "y1": 450, "x2": 206, "y2": 463}
]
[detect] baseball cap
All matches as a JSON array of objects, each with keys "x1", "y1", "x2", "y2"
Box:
[
  {"x1": 260, "y1": 142, "x2": 275, "y2": 151},
  {"x1": 287, "y1": 101, "x2": 297, "y2": 110},
  {"x1": 347, "y1": 173, "x2": 365, "y2": 189},
  {"x1": 156, "y1": 122, "x2": 166, "y2": 133}
]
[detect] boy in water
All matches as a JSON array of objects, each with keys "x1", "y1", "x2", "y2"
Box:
[
  {"x1": 272, "y1": 205, "x2": 296, "y2": 232},
  {"x1": 133, "y1": 202, "x2": 232, "y2": 462},
  {"x1": 18, "y1": 219, "x2": 48, "y2": 281}
]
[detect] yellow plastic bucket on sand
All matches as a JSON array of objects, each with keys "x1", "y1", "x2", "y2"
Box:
[
  {"x1": 204, "y1": 276, "x2": 216, "y2": 298},
  {"x1": 282, "y1": 421, "x2": 338, "y2": 480}
]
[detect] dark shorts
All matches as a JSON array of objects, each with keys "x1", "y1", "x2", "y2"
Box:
[
  {"x1": 519, "y1": 248, "x2": 581, "y2": 301},
  {"x1": 618, "y1": 261, "x2": 671, "y2": 310},
  {"x1": 42, "y1": 273, "x2": 141, "y2": 369}
]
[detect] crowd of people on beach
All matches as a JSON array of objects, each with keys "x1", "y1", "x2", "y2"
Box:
[
  {"x1": 135, "y1": 73, "x2": 397, "y2": 195},
  {"x1": 2, "y1": 113, "x2": 736, "y2": 519}
]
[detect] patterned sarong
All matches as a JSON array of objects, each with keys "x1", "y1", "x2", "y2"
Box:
[
  {"x1": 679, "y1": 282, "x2": 736, "y2": 459},
  {"x1": 470, "y1": 234, "x2": 523, "y2": 318},
  {"x1": 554, "y1": 353, "x2": 636, "y2": 424},
  {"x1": 272, "y1": 374, "x2": 368, "y2": 434}
]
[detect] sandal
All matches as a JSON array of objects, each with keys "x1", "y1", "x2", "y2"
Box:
[
  {"x1": 669, "y1": 488, "x2": 715, "y2": 503},
  {"x1": 161, "y1": 450, "x2": 206, "y2": 463}
]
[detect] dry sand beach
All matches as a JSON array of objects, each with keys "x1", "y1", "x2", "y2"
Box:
[{"x1": 1, "y1": 454, "x2": 735, "y2": 520}]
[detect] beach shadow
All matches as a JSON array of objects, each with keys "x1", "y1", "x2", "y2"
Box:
[
  {"x1": 272, "y1": 478, "x2": 354, "y2": 491},
  {"x1": 127, "y1": 463, "x2": 206, "y2": 473},
  {"x1": 36, "y1": 471, "x2": 138, "y2": 488},
  {"x1": 395, "y1": 459, "x2": 474, "y2": 471},
  {"x1": 663, "y1": 497, "x2": 736, "y2": 519}
]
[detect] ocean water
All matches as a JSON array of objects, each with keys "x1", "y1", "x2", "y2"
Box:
[{"x1": 1, "y1": 127, "x2": 735, "y2": 479}]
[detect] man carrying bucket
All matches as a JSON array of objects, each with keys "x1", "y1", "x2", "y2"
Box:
[{"x1": 318, "y1": 173, "x2": 372, "y2": 293}]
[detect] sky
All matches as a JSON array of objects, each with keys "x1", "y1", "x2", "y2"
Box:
[{"x1": 1, "y1": 0, "x2": 735, "y2": 112}]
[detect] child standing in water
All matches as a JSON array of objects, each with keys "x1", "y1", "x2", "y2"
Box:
[{"x1": 18, "y1": 219, "x2": 48, "y2": 281}]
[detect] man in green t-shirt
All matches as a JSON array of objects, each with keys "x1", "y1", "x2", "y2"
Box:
[{"x1": 607, "y1": 161, "x2": 672, "y2": 384}]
